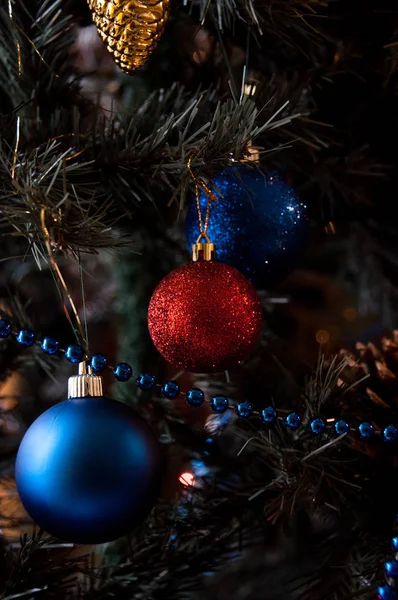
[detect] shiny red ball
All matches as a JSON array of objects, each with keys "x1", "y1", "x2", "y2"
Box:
[{"x1": 148, "y1": 260, "x2": 262, "y2": 373}]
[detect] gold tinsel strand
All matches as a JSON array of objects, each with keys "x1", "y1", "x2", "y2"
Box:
[{"x1": 88, "y1": 0, "x2": 170, "y2": 74}]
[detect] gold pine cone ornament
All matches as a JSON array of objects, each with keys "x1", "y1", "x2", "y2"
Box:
[{"x1": 88, "y1": 0, "x2": 170, "y2": 74}]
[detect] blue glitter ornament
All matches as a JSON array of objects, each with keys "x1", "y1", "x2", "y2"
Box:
[
  {"x1": 161, "y1": 380, "x2": 180, "y2": 399},
  {"x1": 284, "y1": 412, "x2": 301, "y2": 430},
  {"x1": 185, "y1": 165, "x2": 307, "y2": 288},
  {"x1": 16, "y1": 328, "x2": 35, "y2": 347},
  {"x1": 15, "y1": 394, "x2": 161, "y2": 544},
  {"x1": 137, "y1": 373, "x2": 155, "y2": 391},
  {"x1": 209, "y1": 396, "x2": 229, "y2": 414},
  {"x1": 41, "y1": 337, "x2": 60, "y2": 355},
  {"x1": 378, "y1": 585, "x2": 398, "y2": 600},
  {"x1": 113, "y1": 362, "x2": 133, "y2": 382},
  {"x1": 186, "y1": 388, "x2": 204, "y2": 407},
  {"x1": 260, "y1": 406, "x2": 277, "y2": 424},
  {"x1": 0, "y1": 318, "x2": 12, "y2": 338}
]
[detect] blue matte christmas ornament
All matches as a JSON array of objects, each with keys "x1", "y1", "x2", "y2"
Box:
[
  {"x1": 185, "y1": 165, "x2": 307, "y2": 288},
  {"x1": 15, "y1": 366, "x2": 161, "y2": 544}
]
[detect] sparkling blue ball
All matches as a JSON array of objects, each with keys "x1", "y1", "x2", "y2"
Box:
[
  {"x1": 334, "y1": 419, "x2": 350, "y2": 435},
  {"x1": 137, "y1": 373, "x2": 155, "y2": 391},
  {"x1": 309, "y1": 417, "x2": 326, "y2": 435},
  {"x1": 16, "y1": 329, "x2": 35, "y2": 347},
  {"x1": 261, "y1": 406, "x2": 277, "y2": 424},
  {"x1": 385, "y1": 561, "x2": 398, "y2": 577},
  {"x1": 384, "y1": 425, "x2": 398, "y2": 442},
  {"x1": 161, "y1": 380, "x2": 180, "y2": 399},
  {"x1": 358, "y1": 422, "x2": 375, "y2": 439},
  {"x1": 210, "y1": 396, "x2": 229, "y2": 414},
  {"x1": 186, "y1": 388, "x2": 204, "y2": 407},
  {"x1": 41, "y1": 337, "x2": 59, "y2": 355},
  {"x1": 0, "y1": 318, "x2": 12, "y2": 338},
  {"x1": 378, "y1": 585, "x2": 398, "y2": 600},
  {"x1": 90, "y1": 354, "x2": 108, "y2": 373},
  {"x1": 235, "y1": 401, "x2": 253, "y2": 418},
  {"x1": 284, "y1": 412, "x2": 301, "y2": 430},
  {"x1": 65, "y1": 344, "x2": 84, "y2": 364},
  {"x1": 15, "y1": 396, "x2": 161, "y2": 544},
  {"x1": 113, "y1": 362, "x2": 133, "y2": 382},
  {"x1": 392, "y1": 537, "x2": 398, "y2": 551},
  {"x1": 185, "y1": 165, "x2": 307, "y2": 288}
]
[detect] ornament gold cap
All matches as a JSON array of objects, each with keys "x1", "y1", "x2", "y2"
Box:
[
  {"x1": 192, "y1": 233, "x2": 216, "y2": 262},
  {"x1": 68, "y1": 361, "x2": 103, "y2": 398}
]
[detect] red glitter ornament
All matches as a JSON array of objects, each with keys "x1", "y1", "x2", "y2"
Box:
[{"x1": 148, "y1": 259, "x2": 262, "y2": 373}]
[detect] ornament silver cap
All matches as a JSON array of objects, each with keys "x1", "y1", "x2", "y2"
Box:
[{"x1": 68, "y1": 361, "x2": 103, "y2": 398}]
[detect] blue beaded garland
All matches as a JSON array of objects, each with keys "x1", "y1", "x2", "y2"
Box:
[
  {"x1": 378, "y1": 585, "x2": 398, "y2": 600},
  {"x1": 137, "y1": 373, "x2": 155, "y2": 391},
  {"x1": 113, "y1": 362, "x2": 133, "y2": 382},
  {"x1": 90, "y1": 354, "x2": 108, "y2": 373},
  {"x1": 392, "y1": 537, "x2": 398, "y2": 551},
  {"x1": 334, "y1": 419, "x2": 350, "y2": 435},
  {"x1": 309, "y1": 417, "x2": 326, "y2": 435},
  {"x1": 235, "y1": 401, "x2": 253, "y2": 418},
  {"x1": 65, "y1": 344, "x2": 84, "y2": 364},
  {"x1": 284, "y1": 412, "x2": 301, "y2": 430},
  {"x1": 384, "y1": 425, "x2": 398, "y2": 442},
  {"x1": 161, "y1": 380, "x2": 180, "y2": 399},
  {"x1": 0, "y1": 318, "x2": 12, "y2": 338},
  {"x1": 186, "y1": 388, "x2": 204, "y2": 407},
  {"x1": 41, "y1": 337, "x2": 59, "y2": 355},
  {"x1": 260, "y1": 406, "x2": 277, "y2": 424},
  {"x1": 16, "y1": 329, "x2": 35, "y2": 347},
  {"x1": 185, "y1": 165, "x2": 308, "y2": 287},
  {"x1": 209, "y1": 396, "x2": 229, "y2": 414},
  {"x1": 358, "y1": 422, "x2": 375, "y2": 439},
  {"x1": 385, "y1": 561, "x2": 398, "y2": 577}
]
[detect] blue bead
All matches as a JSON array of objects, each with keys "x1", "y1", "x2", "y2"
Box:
[
  {"x1": 261, "y1": 406, "x2": 277, "y2": 424},
  {"x1": 41, "y1": 337, "x2": 59, "y2": 355},
  {"x1": 210, "y1": 396, "x2": 229, "y2": 414},
  {"x1": 392, "y1": 537, "x2": 398, "y2": 551},
  {"x1": 204, "y1": 437, "x2": 215, "y2": 456},
  {"x1": 384, "y1": 425, "x2": 398, "y2": 442},
  {"x1": 65, "y1": 344, "x2": 84, "y2": 364},
  {"x1": 185, "y1": 165, "x2": 308, "y2": 287},
  {"x1": 358, "y1": 422, "x2": 375, "y2": 439},
  {"x1": 15, "y1": 396, "x2": 161, "y2": 544},
  {"x1": 0, "y1": 318, "x2": 12, "y2": 338},
  {"x1": 385, "y1": 561, "x2": 398, "y2": 577},
  {"x1": 186, "y1": 388, "x2": 204, "y2": 407},
  {"x1": 113, "y1": 363, "x2": 133, "y2": 382},
  {"x1": 137, "y1": 373, "x2": 155, "y2": 391},
  {"x1": 309, "y1": 417, "x2": 326, "y2": 434},
  {"x1": 235, "y1": 401, "x2": 253, "y2": 418},
  {"x1": 378, "y1": 585, "x2": 398, "y2": 600},
  {"x1": 16, "y1": 329, "x2": 35, "y2": 347},
  {"x1": 90, "y1": 354, "x2": 108, "y2": 373},
  {"x1": 284, "y1": 412, "x2": 301, "y2": 430},
  {"x1": 334, "y1": 419, "x2": 350, "y2": 435},
  {"x1": 161, "y1": 380, "x2": 180, "y2": 399}
]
